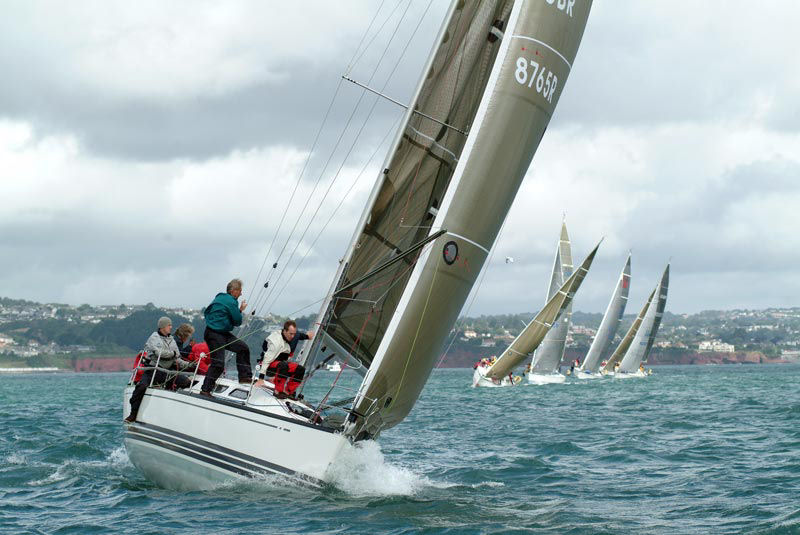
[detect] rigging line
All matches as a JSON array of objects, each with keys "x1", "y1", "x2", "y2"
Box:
[
  {"x1": 254, "y1": 0, "x2": 416, "y2": 316},
  {"x1": 315, "y1": 307, "x2": 374, "y2": 415},
  {"x1": 247, "y1": 77, "x2": 345, "y2": 309},
  {"x1": 246, "y1": 0, "x2": 390, "y2": 308},
  {"x1": 345, "y1": 0, "x2": 403, "y2": 76},
  {"x1": 264, "y1": 115, "x2": 402, "y2": 313},
  {"x1": 260, "y1": 0, "x2": 433, "y2": 316},
  {"x1": 301, "y1": 0, "x2": 439, "y2": 292},
  {"x1": 357, "y1": 2, "x2": 466, "y2": 272},
  {"x1": 248, "y1": 3, "x2": 403, "y2": 314},
  {"x1": 334, "y1": 230, "x2": 446, "y2": 296},
  {"x1": 341, "y1": 76, "x2": 468, "y2": 136},
  {"x1": 435, "y1": 212, "x2": 509, "y2": 369},
  {"x1": 391, "y1": 243, "x2": 441, "y2": 403}
]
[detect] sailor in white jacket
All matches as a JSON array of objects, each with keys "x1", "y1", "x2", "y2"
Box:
[{"x1": 255, "y1": 320, "x2": 313, "y2": 394}]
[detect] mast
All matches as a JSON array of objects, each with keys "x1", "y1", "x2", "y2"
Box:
[
  {"x1": 530, "y1": 221, "x2": 573, "y2": 374},
  {"x1": 580, "y1": 253, "x2": 631, "y2": 373}
]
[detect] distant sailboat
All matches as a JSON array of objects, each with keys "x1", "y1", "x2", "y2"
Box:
[
  {"x1": 601, "y1": 288, "x2": 655, "y2": 376},
  {"x1": 527, "y1": 222, "x2": 573, "y2": 384},
  {"x1": 616, "y1": 265, "x2": 669, "y2": 378},
  {"x1": 575, "y1": 254, "x2": 631, "y2": 378},
  {"x1": 473, "y1": 242, "x2": 600, "y2": 387}
]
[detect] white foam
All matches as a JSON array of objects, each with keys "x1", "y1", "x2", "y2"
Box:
[
  {"x1": 427, "y1": 479, "x2": 506, "y2": 490},
  {"x1": 27, "y1": 465, "x2": 69, "y2": 486},
  {"x1": 6, "y1": 452, "x2": 27, "y2": 465},
  {"x1": 106, "y1": 446, "x2": 132, "y2": 468},
  {"x1": 324, "y1": 440, "x2": 428, "y2": 497}
]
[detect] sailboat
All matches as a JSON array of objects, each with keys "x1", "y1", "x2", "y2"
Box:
[
  {"x1": 472, "y1": 242, "x2": 599, "y2": 387},
  {"x1": 574, "y1": 254, "x2": 631, "y2": 379},
  {"x1": 325, "y1": 361, "x2": 342, "y2": 372},
  {"x1": 615, "y1": 265, "x2": 669, "y2": 378},
  {"x1": 123, "y1": 0, "x2": 594, "y2": 489},
  {"x1": 526, "y1": 222, "x2": 573, "y2": 384},
  {"x1": 600, "y1": 288, "x2": 654, "y2": 376}
]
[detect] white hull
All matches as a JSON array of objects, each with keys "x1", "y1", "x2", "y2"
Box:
[
  {"x1": 614, "y1": 370, "x2": 648, "y2": 379},
  {"x1": 526, "y1": 372, "x2": 566, "y2": 385},
  {"x1": 123, "y1": 378, "x2": 350, "y2": 489},
  {"x1": 472, "y1": 366, "x2": 519, "y2": 388},
  {"x1": 573, "y1": 369, "x2": 602, "y2": 380}
]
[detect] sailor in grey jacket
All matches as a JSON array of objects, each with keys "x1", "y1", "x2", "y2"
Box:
[{"x1": 143, "y1": 325, "x2": 193, "y2": 371}]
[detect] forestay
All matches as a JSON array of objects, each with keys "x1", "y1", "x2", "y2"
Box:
[
  {"x1": 303, "y1": 0, "x2": 594, "y2": 438},
  {"x1": 530, "y1": 221, "x2": 573, "y2": 374},
  {"x1": 580, "y1": 254, "x2": 631, "y2": 373},
  {"x1": 618, "y1": 265, "x2": 669, "y2": 373},
  {"x1": 487, "y1": 242, "x2": 599, "y2": 379}
]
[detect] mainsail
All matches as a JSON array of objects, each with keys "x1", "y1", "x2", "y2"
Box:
[
  {"x1": 303, "y1": 0, "x2": 594, "y2": 438},
  {"x1": 617, "y1": 264, "x2": 669, "y2": 373},
  {"x1": 580, "y1": 254, "x2": 631, "y2": 373},
  {"x1": 530, "y1": 221, "x2": 573, "y2": 374},
  {"x1": 601, "y1": 288, "x2": 654, "y2": 373},
  {"x1": 486, "y1": 242, "x2": 599, "y2": 379}
]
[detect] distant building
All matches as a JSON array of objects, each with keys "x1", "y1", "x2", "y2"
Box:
[
  {"x1": 781, "y1": 350, "x2": 800, "y2": 362},
  {"x1": 698, "y1": 340, "x2": 734, "y2": 353},
  {"x1": 462, "y1": 330, "x2": 478, "y2": 339}
]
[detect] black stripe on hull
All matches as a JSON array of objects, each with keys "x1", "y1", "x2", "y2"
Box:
[
  {"x1": 125, "y1": 423, "x2": 325, "y2": 487},
  {"x1": 140, "y1": 390, "x2": 337, "y2": 434},
  {"x1": 134, "y1": 422, "x2": 288, "y2": 471}
]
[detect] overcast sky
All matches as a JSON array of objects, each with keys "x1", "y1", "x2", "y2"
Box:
[{"x1": 1, "y1": 1, "x2": 798, "y2": 317}]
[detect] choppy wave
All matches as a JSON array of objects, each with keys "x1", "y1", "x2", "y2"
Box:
[{"x1": 1, "y1": 366, "x2": 799, "y2": 534}]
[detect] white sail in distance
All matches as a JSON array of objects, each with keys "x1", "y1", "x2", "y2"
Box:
[
  {"x1": 301, "y1": 0, "x2": 594, "y2": 439},
  {"x1": 580, "y1": 254, "x2": 631, "y2": 373},
  {"x1": 530, "y1": 221, "x2": 573, "y2": 374},
  {"x1": 617, "y1": 264, "x2": 670, "y2": 373},
  {"x1": 486, "y1": 241, "x2": 600, "y2": 379},
  {"x1": 602, "y1": 288, "x2": 655, "y2": 373}
]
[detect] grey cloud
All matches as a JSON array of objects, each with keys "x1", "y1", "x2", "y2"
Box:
[{"x1": 0, "y1": 1, "x2": 440, "y2": 162}]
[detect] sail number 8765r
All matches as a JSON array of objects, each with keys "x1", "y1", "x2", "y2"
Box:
[{"x1": 514, "y1": 57, "x2": 557, "y2": 103}]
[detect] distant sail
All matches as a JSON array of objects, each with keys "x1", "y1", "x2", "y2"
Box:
[
  {"x1": 580, "y1": 254, "x2": 631, "y2": 373},
  {"x1": 302, "y1": 0, "x2": 594, "y2": 438},
  {"x1": 618, "y1": 264, "x2": 669, "y2": 373},
  {"x1": 486, "y1": 241, "x2": 600, "y2": 379},
  {"x1": 601, "y1": 287, "x2": 655, "y2": 373},
  {"x1": 530, "y1": 221, "x2": 573, "y2": 374}
]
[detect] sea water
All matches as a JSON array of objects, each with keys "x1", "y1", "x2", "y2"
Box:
[{"x1": 1, "y1": 365, "x2": 798, "y2": 534}]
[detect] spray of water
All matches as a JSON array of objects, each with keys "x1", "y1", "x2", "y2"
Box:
[{"x1": 324, "y1": 440, "x2": 429, "y2": 497}]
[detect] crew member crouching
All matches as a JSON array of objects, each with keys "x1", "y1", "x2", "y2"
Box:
[{"x1": 255, "y1": 320, "x2": 313, "y2": 398}]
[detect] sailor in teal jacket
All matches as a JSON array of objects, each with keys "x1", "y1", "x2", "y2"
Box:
[
  {"x1": 204, "y1": 292, "x2": 243, "y2": 333},
  {"x1": 201, "y1": 279, "x2": 252, "y2": 394}
]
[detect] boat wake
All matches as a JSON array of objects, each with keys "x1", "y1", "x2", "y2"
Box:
[{"x1": 324, "y1": 440, "x2": 429, "y2": 497}]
